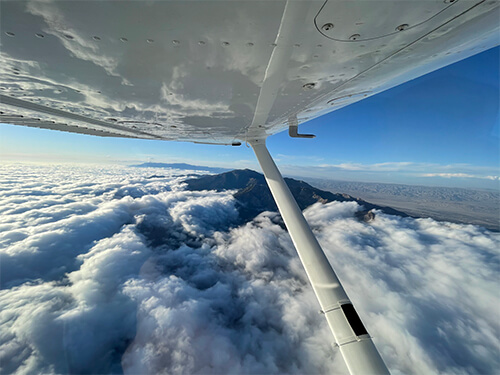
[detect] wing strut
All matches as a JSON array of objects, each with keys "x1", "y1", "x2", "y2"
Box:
[{"x1": 250, "y1": 139, "x2": 389, "y2": 375}]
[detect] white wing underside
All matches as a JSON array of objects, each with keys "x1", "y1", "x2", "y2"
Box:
[{"x1": 0, "y1": 0, "x2": 498, "y2": 145}]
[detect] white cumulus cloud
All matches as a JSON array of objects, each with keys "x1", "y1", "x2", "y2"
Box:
[{"x1": 0, "y1": 163, "x2": 498, "y2": 375}]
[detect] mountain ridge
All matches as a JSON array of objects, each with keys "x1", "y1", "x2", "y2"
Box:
[{"x1": 184, "y1": 169, "x2": 408, "y2": 223}]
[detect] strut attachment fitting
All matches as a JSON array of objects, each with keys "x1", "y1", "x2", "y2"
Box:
[{"x1": 288, "y1": 115, "x2": 315, "y2": 138}]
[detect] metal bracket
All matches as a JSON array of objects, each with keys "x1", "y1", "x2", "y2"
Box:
[
  {"x1": 320, "y1": 299, "x2": 351, "y2": 314},
  {"x1": 288, "y1": 116, "x2": 315, "y2": 138}
]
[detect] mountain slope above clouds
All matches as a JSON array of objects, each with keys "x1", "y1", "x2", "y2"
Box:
[{"x1": 184, "y1": 169, "x2": 408, "y2": 223}]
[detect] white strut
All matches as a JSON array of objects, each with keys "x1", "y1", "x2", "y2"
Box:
[{"x1": 251, "y1": 139, "x2": 389, "y2": 375}]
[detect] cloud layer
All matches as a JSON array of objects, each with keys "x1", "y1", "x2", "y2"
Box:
[{"x1": 0, "y1": 164, "x2": 498, "y2": 374}]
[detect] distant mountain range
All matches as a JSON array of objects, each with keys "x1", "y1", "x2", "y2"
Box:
[
  {"x1": 130, "y1": 163, "x2": 229, "y2": 174},
  {"x1": 184, "y1": 169, "x2": 408, "y2": 223},
  {"x1": 305, "y1": 177, "x2": 499, "y2": 231},
  {"x1": 131, "y1": 166, "x2": 496, "y2": 230}
]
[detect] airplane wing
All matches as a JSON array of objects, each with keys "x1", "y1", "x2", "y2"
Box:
[{"x1": 1, "y1": 0, "x2": 498, "y2": 145}]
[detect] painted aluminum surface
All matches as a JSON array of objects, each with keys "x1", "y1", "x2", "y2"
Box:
[
  {"x1": 0, "y1": 0, "x2": 498, "y2": 144},
  {"x1": 252, "y1": 140, "x2": 389, "y2": 374}
]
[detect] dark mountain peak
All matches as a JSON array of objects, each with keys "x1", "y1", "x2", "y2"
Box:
[
  {"x1": 185, "y1": 169, "x2": 408, "y2": 223},
  {"x1": 184, "y1": 169, "x2": 264, "y2": 191}
]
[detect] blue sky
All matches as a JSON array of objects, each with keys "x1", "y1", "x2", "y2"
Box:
[{"x1": 1, "y1": 47, "x2": 498, "y2": 189}]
